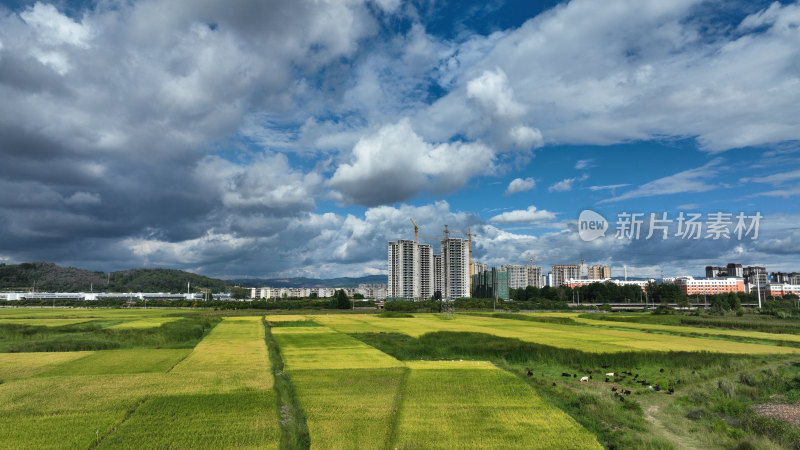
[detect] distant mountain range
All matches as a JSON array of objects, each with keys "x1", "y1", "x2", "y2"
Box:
[
  {"x1": 0, "y1": 262, "x2": 386, "y2": 292},
  {"x1": 229, "y1": 275, "x2": 387, "y2": 288}
]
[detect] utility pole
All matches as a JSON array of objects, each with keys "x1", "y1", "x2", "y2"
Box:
[{"x1": 756, "y1": 271, "x2": 762, "y2": 309}]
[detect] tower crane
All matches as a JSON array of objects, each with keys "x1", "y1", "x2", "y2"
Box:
[{"x1": 409, "y1": 218, "x2": 442, "y2": 242}]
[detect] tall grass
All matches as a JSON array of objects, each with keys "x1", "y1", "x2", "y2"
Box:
[
  {"x1": 0, "y1": 317, "x2": 218, "y2": 352},
  {"x1": 352, "y1": 331, "x2": 748, "y2": 370},
  {"x1": 262, "y1": 318, "x2": 310, "y2": 450},
  {"x1": 488, "y1": 312, "x2": 577, "y2": 325}
]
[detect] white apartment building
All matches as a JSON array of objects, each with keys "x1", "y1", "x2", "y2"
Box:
[
  {"x1": 250, "y1": 287, "x2": 330, "y2": 299},
  {"x1": 388, "y1": 240, "x2": 435, "y2": 299},
  {"x1": 527, "y1": 265, "x2": 544, "y2": 288},
  {"x1": 442, "y1": 238, "x2": 470, "y2": 299},
  {"x1": 388, "y1": 237, "x2": 470, "y2": 300},
  {"x1": 418, "y1": 244, "x2": 434, "y2": 300},
  {"x1": 388, "y1": 240, "x2": 416, "y2": 299}
]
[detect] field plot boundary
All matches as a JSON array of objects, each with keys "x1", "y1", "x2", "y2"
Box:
[
  {"x1": 263, "y1": 317, "x2": 311, "y2": 449},
  {"x1": 385, "y1": 366, "x2": 410, "y2": 449},
  {"x1": 90, "y1": 396, "x2": 150, "y2": 449}
]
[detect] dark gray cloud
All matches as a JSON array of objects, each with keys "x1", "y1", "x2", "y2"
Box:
[
  {"x1": 0, "y1": 0, "x2": 383, "y2": 274},
  {"x1": 0, "y1": 0, "x2": 798, "y2": 279}
]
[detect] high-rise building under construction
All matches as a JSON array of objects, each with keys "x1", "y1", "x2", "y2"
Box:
[{"x1": 388, "y1": 237, "x2": 469, "y2": 299}]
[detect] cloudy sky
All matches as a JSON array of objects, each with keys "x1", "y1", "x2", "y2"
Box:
[{"x1": 0, "y1": 0, "x2": 798, "y2": 280}]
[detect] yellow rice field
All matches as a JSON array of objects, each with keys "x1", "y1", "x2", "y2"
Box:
[
  {"x1": 0, "y1": 315, "x2": 279, "y2": 448},
  {"x1": 310, "y1": 314, "x2": 800, "y2": 354}
]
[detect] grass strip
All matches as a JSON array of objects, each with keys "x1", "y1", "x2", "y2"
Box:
[{"x1": 263, "y1": 317, "x2": 310, "y2": 449}]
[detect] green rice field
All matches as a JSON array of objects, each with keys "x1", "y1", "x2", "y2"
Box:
[{"x1": 1, "y1": 308, "x2": 799, "y2": 449}]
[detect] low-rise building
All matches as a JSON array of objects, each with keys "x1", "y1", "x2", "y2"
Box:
[
  {"x1": 759, "y1": 283, "x2": 800, "y2": 298},
  {"x1": 357, "y1": 283, "x2": 388, "y2": 300},
  {"x1": 564, "y1": 278, "x2": 650, "y2": 291},
  {"x1": 673, "y1": 277, "x2": 745, "y2": 295}
]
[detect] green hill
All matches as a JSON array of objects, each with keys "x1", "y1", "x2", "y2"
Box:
[{"x1": 0, "y1": 262, "x2": 233, "y2": 293}]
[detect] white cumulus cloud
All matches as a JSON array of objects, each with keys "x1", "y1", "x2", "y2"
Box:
[
  {"x1": 489, "y1": 205, "x2": 556, "y2": 224},
  {"x1": 505, "y1": 177, "x2": 536, "y2": 195},
  {"x1": 328, "y1": 119, "x2": 496, "y2": 206}
]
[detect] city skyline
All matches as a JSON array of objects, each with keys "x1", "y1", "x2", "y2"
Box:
[{"x1": 0, "y1": 0, "x2": 798, "y2": 279}]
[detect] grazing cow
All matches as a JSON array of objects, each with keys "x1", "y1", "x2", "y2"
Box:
[
  {"x1": 589, "y1": 375, "x2": 593, "y2": 380},
  {"x1": 561, "y1": 373, "x2": 571, "y2": 377},
  {"x1": 668, "y1": 388, "x2": 675, "y2": 394},
  {"x1": 660, "y1": 368, "x2": 665, "y2": 373},
  {"x1": 580, "y1": 376, "x2": 589, "y2": 382},
  {"x1": 619, "y1": 396, "x2": 625, "y2": 402},
  {"x1": 601, "y1": 365, "x2": 610, "y2": 369},
  {"x1": 605, "y1": 372, "x2": 615, "y2": 377},
  {"x1": 527, "y1": 369, "x2": 533, "y2": 377},
  {"x1": 611, "y1": 387, "x2": 617, "y2": 392},
  {"x1": 573, "y1": 374, "x2": 577, "y2": 378},
  {"x1": 604, "y1": 378, "x2": 609, "y2": 382},
  {"x1": 552, "y1": 382, "x2": 556, "y2": 386},
  {"x1": 624, "y1": 390, "x2": 631, "y2": 395}
]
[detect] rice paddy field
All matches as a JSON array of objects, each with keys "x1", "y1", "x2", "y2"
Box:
[{"x1": 1, "y1": 307, "x2": 799, "y2": 449}]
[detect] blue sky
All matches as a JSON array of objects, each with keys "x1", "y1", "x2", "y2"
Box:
[{"x1": 0, "y1": 0, "x2": 798, "y2": 279}]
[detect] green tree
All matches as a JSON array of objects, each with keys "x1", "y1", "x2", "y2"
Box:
[
  {"x1": 333, "y1": 289, "x2": 350, "y2": 309},
  {"x1": 727, "y1": 292, "x2": 741, "y2": 310}
]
